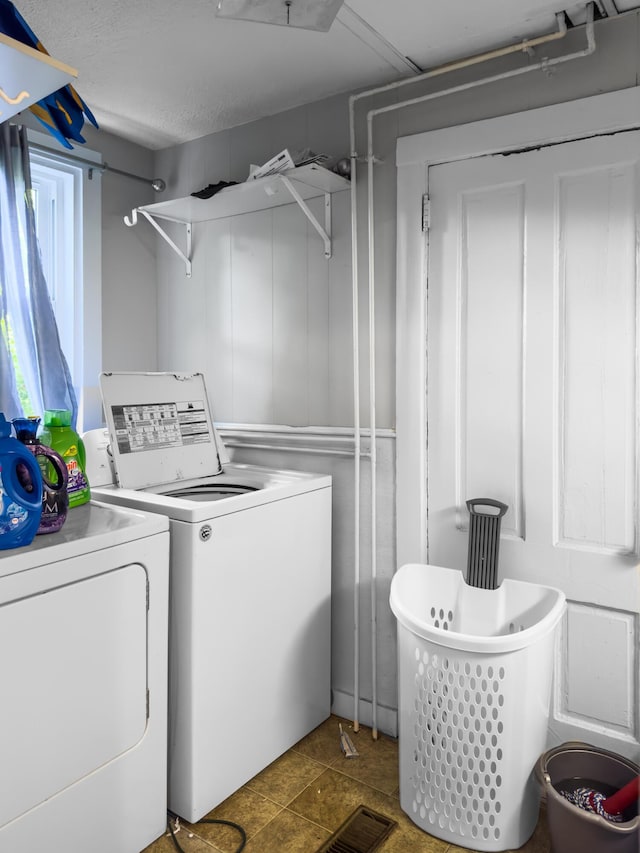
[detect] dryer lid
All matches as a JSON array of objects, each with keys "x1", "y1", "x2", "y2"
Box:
[{"x1": 99, "y1": 372, "x2": 228, "y2": 490}]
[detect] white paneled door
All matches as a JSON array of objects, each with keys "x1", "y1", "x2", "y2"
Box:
[{"x1": 425, "y1": 131, "x2": 639, "y2": 756}]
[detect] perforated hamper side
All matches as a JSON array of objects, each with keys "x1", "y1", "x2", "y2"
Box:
[{"x1": 396, "y1": 621, "x2": 557, "y2": 852}]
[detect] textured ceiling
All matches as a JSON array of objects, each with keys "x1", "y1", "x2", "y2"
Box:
[{"x1": 13, "y1": 0, "x2": 639, "y2": 150}]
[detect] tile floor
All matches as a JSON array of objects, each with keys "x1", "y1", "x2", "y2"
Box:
[{"x1": 142, "y1": 715, "x2": 551, "y2": 853}]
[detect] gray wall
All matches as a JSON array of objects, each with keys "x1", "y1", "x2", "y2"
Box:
[
  {"x1": 150, "y1": 13, "x2": 640, "y2": 426},
  {"x1": 80, "y1": 124, "x2": 160, "y2": 375},
  {"x1": 144, "y1": 12, "x2": 640, "y2": 732},
  {"x1": 87, "y1": 11, "x2": 640, "y2": 731}
]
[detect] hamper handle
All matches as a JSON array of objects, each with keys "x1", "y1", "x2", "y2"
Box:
[{"x1": 466, "y1": 498, "x2": 508, "y2": 517}]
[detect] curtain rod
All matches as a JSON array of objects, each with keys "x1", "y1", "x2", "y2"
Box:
[{"x1": 28, "y1": 141, "x2": 166, "y2": 192}]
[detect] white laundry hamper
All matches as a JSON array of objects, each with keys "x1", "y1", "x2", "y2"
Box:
[{"x1": 390, "y1": 563, "x2": 566, "y2": 852}]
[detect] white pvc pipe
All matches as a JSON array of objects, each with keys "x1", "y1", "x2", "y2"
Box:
[
  {"x1": 366, "y1": 109, "x2": 378, "y2": 740},
  {"x1": 368, "y1": 11, "x2": 593, "y2": 125},
  {"x1": 348, "y1": 94, "x2": 361, "y2": 734},
  {"x1": 365, "y1": 4, "x2": 594, "y2": 738},
  {"x1": 352, "y1": 12, "x2": 568, "y2": 106},
  {"x1": 348, "y1": 3, "x2": 595, "y2": 739}
]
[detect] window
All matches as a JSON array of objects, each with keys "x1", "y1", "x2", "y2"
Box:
[
  {"x1": 30, "y1": 157, "x2": 78, "y2": 384},
  {"x1": 27, "y1": 130, "x2": 102, "y2": 431}
]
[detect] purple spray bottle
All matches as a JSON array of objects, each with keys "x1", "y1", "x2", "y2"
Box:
[{"x1": 13, "y1": 417, "x2": 69, "y2": 534}]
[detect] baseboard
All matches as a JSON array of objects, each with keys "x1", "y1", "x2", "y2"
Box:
[{"x1": 331, "y1": 689, "x2": 398, "y2": 738}]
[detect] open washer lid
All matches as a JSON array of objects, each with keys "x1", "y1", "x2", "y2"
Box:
[{"x1": 100, "y1": 372, "x2": 228, "y2": 490}]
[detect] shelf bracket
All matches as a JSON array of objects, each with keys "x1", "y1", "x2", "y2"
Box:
[
  {"x1": 124, "y1": 208, "x2": 192, "y2": 277},
  {"x1": 280, "y1": 176, "x2": 332, "y2": 258}
]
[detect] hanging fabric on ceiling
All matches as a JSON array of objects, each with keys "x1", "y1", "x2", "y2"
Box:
[
  {"x1": 0, "y1": 124, "x2": 78, "y2": 423},
  {"x1": 0, "y1": 0, "x2": 98, "y2": 148}
]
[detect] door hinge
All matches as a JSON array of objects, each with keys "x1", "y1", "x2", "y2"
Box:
[{"x1": 422, "y1": 194, "x2": 430, "y2": 232}]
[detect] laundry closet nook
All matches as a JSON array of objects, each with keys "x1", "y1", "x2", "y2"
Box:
[{"x1": 1, "y1": 1, "x2": 640, "y2": 851}]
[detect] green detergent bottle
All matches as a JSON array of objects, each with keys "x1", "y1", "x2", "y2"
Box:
[{"x1": 40, "y1": 409, "x2": 91, "y2": 508}]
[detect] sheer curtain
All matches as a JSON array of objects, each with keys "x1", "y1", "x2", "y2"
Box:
[{"x1": 0, "y1": 124, "x2": 77, "y2": 425}]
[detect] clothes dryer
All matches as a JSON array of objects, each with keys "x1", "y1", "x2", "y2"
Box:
[
  {"x1": 0, "y1": 501, "x2": 169, "y2": 853},
  {"x1": 86, "y1": 371, "x2": 332, "y2": 823}
]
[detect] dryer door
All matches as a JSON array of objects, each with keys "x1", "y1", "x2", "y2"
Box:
[{"x1": 0, "y1": 563, "x2": 148, "y2": 828}]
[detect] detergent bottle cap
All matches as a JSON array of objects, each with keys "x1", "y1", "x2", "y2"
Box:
[
  {"x1": 43, "y1": 409, "x2": 72, "y2": 428},
  {"x1": 0, "y1": 413, "x2": 11, "y2": 439},
  {"x1": 12, "y1": 416, "x2": 40, "y2": 444}
]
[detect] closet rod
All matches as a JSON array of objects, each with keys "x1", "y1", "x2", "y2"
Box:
[{"x1": 28, "y1": 141, "x2": 166, "y2": 191}]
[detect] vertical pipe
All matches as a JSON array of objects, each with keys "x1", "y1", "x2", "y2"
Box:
[
  {"x1": 347, "y1": 2, "x2": 593, "y2": 737},
  {"x1": 348, "y1": 95, "x2": 361, "y2": 734},
  {"x1": 367, "y1": 110, "x2": 378, "y2": 740}
]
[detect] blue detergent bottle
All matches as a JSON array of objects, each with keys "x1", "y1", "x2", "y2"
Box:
[{"x1": 0, "y1": 412, "x2": 43, "y2": 549}]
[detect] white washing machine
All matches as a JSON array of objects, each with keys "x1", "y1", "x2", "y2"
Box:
[
  {"x1": 86, "y1": 371, "x2": 332, "y2": 823},
  {"x1": 0, "y1": 500, "x2": 169, "y2": 853}
]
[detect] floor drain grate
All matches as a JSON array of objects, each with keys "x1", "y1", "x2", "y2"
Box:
[{"x1": 316, "y1": 805, "x2": 397, "y2": 853}]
